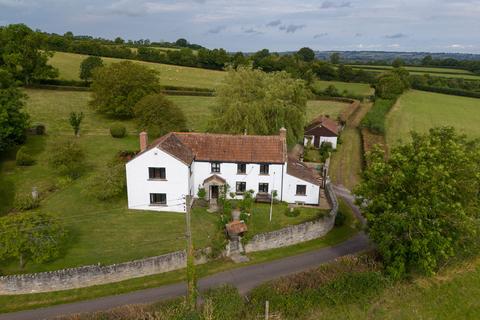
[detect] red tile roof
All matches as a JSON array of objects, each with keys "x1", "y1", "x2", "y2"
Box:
[
  {"x1": 154, "y1": 132, "x2": 287, "y2": 164},
  {"x1": 287, "y1": 156, "x2": 321, "y2": 185},
  {"x1": 305, "y1": 116, "x2": 339, "y2": 136}
]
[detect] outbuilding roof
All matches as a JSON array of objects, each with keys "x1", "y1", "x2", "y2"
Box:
[{"x1": 305, "y1": 116, "x2": 339, "y2": 136}]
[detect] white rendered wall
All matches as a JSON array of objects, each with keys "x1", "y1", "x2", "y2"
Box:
[
  {"x1": 319, "y1": 136, "x2": 338, "y2": 149},
  {"x1": 126, "y1": 148, "x2": 189, "y2": 213},
  {"x1": 192, "y1": 162, "x2": 285, "y2": 200},
  {"x1": 283, "y1": 168, "x2": 320, "y2": 205}
]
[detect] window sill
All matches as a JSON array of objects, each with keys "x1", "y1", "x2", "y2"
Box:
[
  {"x1": 237, "y1": 172, "x2": 247, "y2": 175},
  {"x1": 235, "y1": 191, "x2": 245, "y2": 195},
  {"x1": 149, "y1": 203, "x2": 167, "y2": 207},
  {"x1": 148, "y1": 179, "x2": 167, "y2": 181},
  {"x1": 210, "y1": 172, "x2": 221, "y2": 174},
  {"x1": 295, "y1": 194, "x2": 307, "y2": 197},
  {"x1": 259, "y1": 173, "x2": 270, "y2": 176}
]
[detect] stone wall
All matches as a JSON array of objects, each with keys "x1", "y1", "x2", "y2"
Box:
[
  {"x1": 244, "y1": 183, "x2": 338, "y2": 253},
  {"x1": 0, "y1": 249, "x2": 209, "y2": 295}
]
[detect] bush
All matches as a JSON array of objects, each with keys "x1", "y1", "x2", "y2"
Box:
[
  {"x1": 285, "y1": 207, "x2": 300, "y2": 217},
  {"x1": 197, "y1": 187, "x2": 206, "y2": 200},
  {"x1": 110, "y1": 124, "x2": 127, "y2": 138},
  {"x1": 32, "y1": 123, "x2": 46, "y2": 135},
  {"x1": 87, "y1": 160, "x2": 126, "y2": 201},
  {"x1": 202, "y1": 285, "x2": 245, "y2": 320},
  {"x1": 16, "y1": 146, "x2": 35, "y2": 166},
  {"x1": 335, "y1": 210, "x2": 346, "y2": 226},
  {"x1": 239, "y1": 212, "x2": 250, "y2": 223},
  {"x1": 47, "y1": 139, "x2": 85, "y2": 178},
  {"x1": 13, "y1": 193, "x2": 40, "y2": 211},
  {"x1": 361, "y1": 98, "x2": 397, "y2": 134}
]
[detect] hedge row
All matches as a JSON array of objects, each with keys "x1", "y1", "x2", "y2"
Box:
[
  {"x1": 25, "y1": 84, "x2": 90, "y2": 91},
  {"x1": 361, "y1": 97, "x2": 397, "y2": 134},
  {"x1": 33, "y1": 78, "x2": 91, "y2": 87},
  {"x1": 412, "y1": 84, "x2": 480, "y2": 99}
]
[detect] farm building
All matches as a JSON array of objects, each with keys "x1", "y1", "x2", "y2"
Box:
[
  {"x1": 303, "y1": 115, "x2": 340, "y2": 149},
  {"x1": 126, "y1": 128, "x2": 322, "y2": 213}
]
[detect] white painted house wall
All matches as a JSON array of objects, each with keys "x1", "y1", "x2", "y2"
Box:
[
  {"x1": 283, "y1": 169, "x2": 320, "y2": 205},
  {"x1": 319, "y1": 136, "x2": 338, "y2": 149},
  {"x1": 126, "y1": 148, "x2": 189, "y2": 213},
  {"x1": 192, "y1": 162, "x2": 284, "y2": 200}
]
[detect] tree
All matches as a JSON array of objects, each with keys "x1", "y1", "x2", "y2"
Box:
[
  {"x1": 134, "y1": 93, "x2": 187, "y2": 138},
  {"x1": 355, "y1": 127, "x2": 480, "y2": 279},
  {"x1": 87, "y1": 159, "x2": 126, "y2": 201},
  {"x1": 208, "y1": 66, "x2": 308, "y2": 146},
  {"x1": 69, "y1": 111, "x2": 84, "y2": 137},
  {"x1": 392, "y1": 58, "x2": 405, "y2": 68},
  {"x1": 79, "y1": 56, "x2": 104, "y2": 81},
  {"x1": 0, "y1": 212, "x2": 66, "y2": 268},
  {"x1": 89, "y1": 61, "x2": 160, "y2": 118},
  {"x1": 422, "y1": 54, "x2": 433, "y2": 66},
  {"x1": 114, "y1": 36, "x2": 124, "y2": 44},
  {"x1": 330, "y1": 52, "x2": 341, "y2": 64},
  {"x1": 374, "y1": 72, "x2": 406, "y2": 99},
  {"x1": 297, "y1": 47, "x2": 315, "y2": 62},
  {"x1": 0, "y1": 24, "x2": 58, "y2": 84},
  {"x1": 175, "y1": 38, "x2": 188, "y2": 47},
  {"x1": 47, "y1": 138, "x2": 85, "y2": 178},
  {"x1": 0, "y1": 69, "x2": 29, "y2": 152}
]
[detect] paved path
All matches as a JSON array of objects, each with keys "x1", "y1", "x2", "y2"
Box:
[{"x1": 0, "y1": 233, "x2": 370, "y2": 320}]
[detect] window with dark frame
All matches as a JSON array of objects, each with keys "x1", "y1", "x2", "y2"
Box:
[
  {"x1": 296, "y1": 185, "x2": 307, "y2": 196},
  {"x1": 258, "y1": 183, "x2": 269, "y2": 193},
  {"x1": 237, "y1": 163, "x2": 246, "y2": 174},
  {"x1": 236, "y1": 181, "x2": 246, "y2": 193},
  {"x1": 211, "y1": 162, "x2": 221, "y2": 173},
  {"x1": 260, "y1": 164, "x2": 269, "y2": 175},
  {"x1": 149, "y1": 167, "x2": 166, "y2": 179},
  {"x1": 150, "y1": 193, "x2": 166, "y2": 205}
]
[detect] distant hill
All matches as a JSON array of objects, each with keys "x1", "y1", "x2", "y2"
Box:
[{"x1": 312, "y1": 51, "x2": 480, "y2": 63}]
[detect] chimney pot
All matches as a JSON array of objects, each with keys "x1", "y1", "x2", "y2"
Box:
[
  {"x1": 279, "y1": 127, "x2": 287, "y2": 139},
  {"x1": 139, "y1": 132, "x2": 148, "y2": 152}
]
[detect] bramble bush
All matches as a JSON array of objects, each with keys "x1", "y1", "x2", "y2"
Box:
[
  {"x1": 87, "y1": 159, "x2": 126, "y2": 201},
  {"x1": 16, "y1": 146, "x2": 35, "y2": 166},
  {"x1": 47, "y1": 139, "x2": 85, "y2": 179},
  {"x1": 13, "y1": 193, "x2": 40, "y2": 211},
  {"x1": 110, "y1": 124, "x2": 127, "y2": 138}
]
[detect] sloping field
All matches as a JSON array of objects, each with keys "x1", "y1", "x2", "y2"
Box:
[
  {"x1": 313, "y1": 80, "x2": 374, "y2": 96},
  {"x1": 306, "y1": 99, "x2": 350, "y2": 121},
  {"x1": 348, "y1": 64, "x2": 480, "y2": 80},
  {"x1": 386, "y1": 90, "x2": 480, "y2": 146},
  {"x1": 49, "y1": 51, "x2": 225, "y2": 89}
]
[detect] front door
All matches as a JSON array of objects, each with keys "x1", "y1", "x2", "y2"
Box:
[{"x1": 211, "y1": 185, "x2": 219, "y2": 199}]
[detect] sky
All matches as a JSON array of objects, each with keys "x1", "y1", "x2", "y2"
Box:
[{"x1": 1, "y1": 0, "x2": 480, "y2": 53}]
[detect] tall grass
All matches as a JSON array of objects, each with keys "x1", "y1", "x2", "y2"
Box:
[{"x1": 361, "y1": 98, "x2": 397, "y2": 134}]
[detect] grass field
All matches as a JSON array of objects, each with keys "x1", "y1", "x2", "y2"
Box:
[
  {"x1": 306, "y1": 99, "x2": 351, "y2": 121},
  {"x1": 386, "y1": 90, "x2": 480, "y2": 146},
  {"x1": 312, "y1": 80, "x2": 374, "y2": 97},
  {"x1": 0, "y1": 88, "x2": 328, "y2": 275},
  {"x1": 49, "y1": 52, "x2": 225, "y2": 89},
  {"x1": 349, "y1": 64, "x2": 480, "y2": 80}
]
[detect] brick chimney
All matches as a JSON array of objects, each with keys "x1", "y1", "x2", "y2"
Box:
[
  {"x1": 279, "y1": 127, "x2": 287, "y2": 140},
  {"x1": 139, "y1": 131, "x2": 148, "y2": 152}
]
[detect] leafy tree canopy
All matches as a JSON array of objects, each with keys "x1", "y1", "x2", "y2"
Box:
[
  {"x1": 297, "y1": 47, "x2": 315, "y2": 62},
  {"x1": 374, "y1": 71, "x2": 407, "y2": 99},
  {"x1": 208, "y1": 66, "x2": 308, "y2": 146},
  {"x1": 89, "y1": 61, "x2": 160, "y2": 118},
  {"x1": 79, "y1": 56, "x2": 104, "y2": 81},
  {"x1": 0, "y1": 24, "x2": 58, "y2": 84},
  {"x1": 0, "y1": 211, "x2": 67, "y2": 268},
  {"x1": 0, "y1": 69, "x2": 29, "y2": 152},
  {"x1": 355, "y1": 127, "x2": 480, "y2": 279},
  {"x1": 134, "y1": 93, "x2": 188, "y2": 138}
]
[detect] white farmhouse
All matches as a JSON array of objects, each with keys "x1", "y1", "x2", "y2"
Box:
[{"x1": 126, "y1": 128, "x2": 322, "y2": 213}]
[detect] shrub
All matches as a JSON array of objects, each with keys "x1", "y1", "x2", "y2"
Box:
[
  {"x1": 319, "y1": 141, "x2": 334, "y2": 162},
  {"x1": 361, "y1": 98, "x2": 397, "y2": 134},
  {"x1": 16, "y1": 146, "x2": 35, "y2": 166},
  {"x1": 285, "y1": 207, "x2": 300, "y2": 217},
  {"x1": 202, "y1": 285, "x2": 245, "y2": 320},
  {"x1": 110, "y1": 124, "x2": 127, "y2": 138},
  {"x1": 13, "y1": 193, "x2": 40, "y2": 211},
  {"x1": 32, "y1": 123, "x2": 46, "y2": 135},
  {"x1": 197, "y1": 187, "x2": 206, "y2": 200},
  {"x1": 239, "y1": 212, "x2": 250, "y2": 223},
  {"x1": 335, "y1": 210, "x2": 346, "y2": 226},
  {"x1": 47, "y1": 139, "x2": 85, "y2": 178},
  {"x1": 87, "y1": 160, "x2": 126, "y2": 201}
]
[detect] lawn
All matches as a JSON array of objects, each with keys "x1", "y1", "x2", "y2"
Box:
[
  {"x1": 306, "y1": 99, "x2": 351, "y2": 122},
  {"x1": 0, "y1": 199, "x2": 360, "y2": 313},
  {"x1": 48, "y1": 51, "x2": 225, "y2": 89},
  {"x1": 312, "y1": 80, "x2": 374, "y2": 97},
  {"x1": 385, "y1": 90, "x2": 480, "y2": 146}
]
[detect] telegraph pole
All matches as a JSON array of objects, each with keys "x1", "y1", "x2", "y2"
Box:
[{"x1": 185, "y1": 195, "x2": 197, "y2": 311}]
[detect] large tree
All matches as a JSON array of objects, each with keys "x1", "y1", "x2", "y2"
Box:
[
  {"x1": 89, "y1": 61, "x2": 160, "y2": 118},
  {"x1": 296, "y1": 47, "x2": 315, "y2": 62},
  {"x1": 355, "y1": 127, "x2": 480, "y2": 279},
  {"x1": 208, "y1": 66, "x2": 307, "y2": 146},
  {"x1": 79, "y1": 56, "x2": 104, "y2": 81},
  {"x1": 0, "y1": 69, "x2": 29, "y2": 152},
  {"x1": 134, "y1": 93, "x2": 187, "y2": 138},
  {"x1": 0, "y1": 212, "x2": 66, "y2": 268},
  {"x1": 0, "y1": 24, "x2": 58, "y2": 84}
]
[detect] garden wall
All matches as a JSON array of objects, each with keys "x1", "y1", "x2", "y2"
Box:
[
  {"x1": 0, "y1": 249, "x2": 210, "y2": 295},
  {"x1": 244, "y1": 183, "x2": 338, "y2": 253}
]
